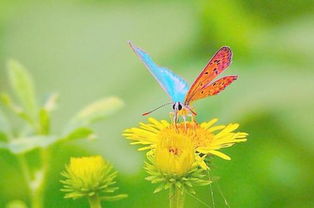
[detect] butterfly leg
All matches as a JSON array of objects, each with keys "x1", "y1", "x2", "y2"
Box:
[
  {"x1": 188, "y1": 114, "x2": 197, "y2": 130},
  {"x1": 169, "y1": 111, "x2": 179, "y2": 123},
  {"x1": 182, "y1": 115, "x2": 187, "y2": 130},
  {"x1": 185, "y1": 105, "x2": 197, "y2": 123},
  {"x1": 174, "y1": 111, "x2": 181, "y2": 131}
]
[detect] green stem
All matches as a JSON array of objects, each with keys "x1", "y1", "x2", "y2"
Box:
[
  {"x1": 30, "y1": 148, "x2": 50, "y2": 208},
  {"x1": 28, "y1": 110, "x2": 53, "y2": 208},
  {"x1": 169, "y1": 186, "x2": 185, "y2": 208},
  {"x1": 15, "y1": 104, "x2": 52, "y2": 208},
  {"x1": 17, "y1": 153, "x2": 41, "y2": 208},
  {"x1": 17, "y1": 154, "x2": 32, "y2": 185},
  {"x1": 88, "y1": 194, "x2": 102, "y2": 208},
  {"x1": 17, "y1": 148, "x2": 50, "y2": 208},
  {"x1": 31, "y1": 185, "x2": 44, "y2": 208},
  {"x1": 29, "y1": 123, "x2": 51, "y2": 208}
]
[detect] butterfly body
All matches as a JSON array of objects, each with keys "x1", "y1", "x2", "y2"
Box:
[{"x1": 129, "y1": 41, "x2": 237, "y2": 120}]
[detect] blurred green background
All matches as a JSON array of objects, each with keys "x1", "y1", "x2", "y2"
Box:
[{"x1": 0, "y1": 0, "x2": 314, "y2": 207}]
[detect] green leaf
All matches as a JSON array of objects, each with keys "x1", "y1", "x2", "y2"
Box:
[
  {"x1": 69, "y1": 97, "x2": 123, "y2": 127},
  {"x1": 0, "y1": 135, "x2": 57, "y2": 154},
  {"x1": 7, "y1": 59, "x2": 38, "y2": 117},
  {"x1": 38, "y1": 93, "x2": 59, "y2": 135},
  {"x1": 0, "y1": 93, "x2": 22, "y2": 113},
  {"x1": 0, "y1": 127, "x2": 96, "y2": 154},
  {"x1": 43, "y1": 93, "x2": 59, "y2": 112},
  {"x1": 100, "y1": 194, "x2": 128, "y2": 201},
  {"x1": 0, "y1": 110, "x2": 11, "y2": 140},
  {"x1": 0, "y1": 93, "x2": 12, "y2": 107},
  {"x1": 153, "y1": 184, "x2": 164, "y2": 193},
  {"x1": 39, "y1": 109, "x2": 50, "y2": 135},
  {"x1": 62, "y1": 127, "x2": 94, "y2": 141},
  {"x1": 0, "y1": 93, "x2": 34, "y2": 125},
  {"x1": 0, "y1": 133, "x2": 8, "y2": 141}
]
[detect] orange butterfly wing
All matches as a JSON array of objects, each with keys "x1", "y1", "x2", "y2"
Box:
[
  {"x1": 188, "y1": 76, "x2": 238, "y2": 101},
  {"x1": 185, "y1": 47, "x2": 233, "y2": 105}
]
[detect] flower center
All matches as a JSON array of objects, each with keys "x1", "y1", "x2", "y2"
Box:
[
  {"x1": 169, "y1": 147, "x2": 180, "y2": 155},
  {"x1": 154, "y1": 124, "x2": 196, "y2": 175},
  {"x1": 158, "y1": 122, "x2": 214, "y2": 149}
]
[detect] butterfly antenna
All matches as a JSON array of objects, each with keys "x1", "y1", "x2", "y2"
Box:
[
  {"x1": 142, "y1": 103, "x2": 172, "y2": 116},
  {"x1": 186, "y1": 105, "x2": 197, "y2": 116}
]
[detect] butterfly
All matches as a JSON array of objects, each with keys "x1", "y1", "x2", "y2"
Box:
[{"x1": 129, "y1": 41, "x2": 238, "y2": 121}]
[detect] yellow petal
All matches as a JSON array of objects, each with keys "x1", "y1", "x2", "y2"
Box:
[
  {"x1": 208, "y1": 125, "x2": 225, "y2": 132},
  {"x1": 207, "y1": 150, "x2": 231, "y2": 160},
  {"x1": 200, "y1": 118, "x2": 218, "y2": 129}
]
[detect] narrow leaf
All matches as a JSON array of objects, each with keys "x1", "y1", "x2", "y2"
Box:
[
  {"x1": 0, "y1": 93, "x2": 35, "y2": 125},
  {"x1": 62, "y1": 127, "x2": 94, "y2": 141},
  {"x1": 70, "y1": 97, "x2": 123, "y2": 127},
  {"x1": 39, "y1": 109, "x2": 50, "y2": 135},
  {"x1": 0, "y1": 110, "x2": 10, "y2": 140},
  {"x1": 100, "y1": 194, "x2": 128, "y2": 201},
  {"x1": 43, "y1": 93, "x2": 59, "y2": 112},
  {"x1": 7, "y1": 59, "x2": 38, "y2": 117},
  {"x1": 0, "y1": 136, "x2": 57, "y2": 154}
]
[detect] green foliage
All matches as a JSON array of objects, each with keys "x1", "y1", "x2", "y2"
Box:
[
  {"x1": 197, "y1": 0, "x2": 256, "y2": 55},
  {"x1": 7, "y1": 59, "x2": 38, "y2": 118},
  {"x1": 0, "y1": 59, "x2": 124, "y2": 207},
  {"x1": 0, "y1": 136, "x2": 57, "y2": 154},
  {"x1": 241, "y1": 0, "x2": 314, "y2": 24},
  {"x1": 0, "y1": 110, "x2": 10, "y2": 141},
  {"x1": 100, "y1": 194, "x2": 128, "y2": 201},
  {"x1": 62, "y1": 127, "x2": 95, "y2": 141},
  {"x1": 68, "y1": 97, "x2": 124, "y2": 129},
  {"x1": 0, "y1": 60, "x2": 124, "y2": 154}
]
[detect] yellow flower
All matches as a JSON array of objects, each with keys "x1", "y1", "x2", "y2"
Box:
[
  {"x1": 123, "y1": 117, "x2": 248, "y2": 172},
  {"x1": 61, "y1": 156, "x2": 118, "y2": 199},
  {"x1": 68, "y1": 156, "x2": 107, "y2": 180},
  {"x1": 154, "y1": 130, "x2": 195, "y2": 175}
]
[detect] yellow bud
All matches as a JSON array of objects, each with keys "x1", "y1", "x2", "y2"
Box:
[{"x1": 61, "y1": 156, "x2": 117, "y2": 199}]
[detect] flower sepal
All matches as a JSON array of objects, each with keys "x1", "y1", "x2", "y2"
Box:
[{"x1": 145, "y1": 159, "x2": 212, "y2": 195}]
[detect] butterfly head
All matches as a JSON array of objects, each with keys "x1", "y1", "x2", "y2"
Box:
[
  {"x1": 172, "y1": 102, "x2": 196, "y2": 117},
  {"x1": 172, "y1": 102, "x2": 183, "y2": 112}
]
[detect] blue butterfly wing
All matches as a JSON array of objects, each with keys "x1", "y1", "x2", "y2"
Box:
[{"x1": 129, "y1": 42, "x2": 189, "y2": 103}]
